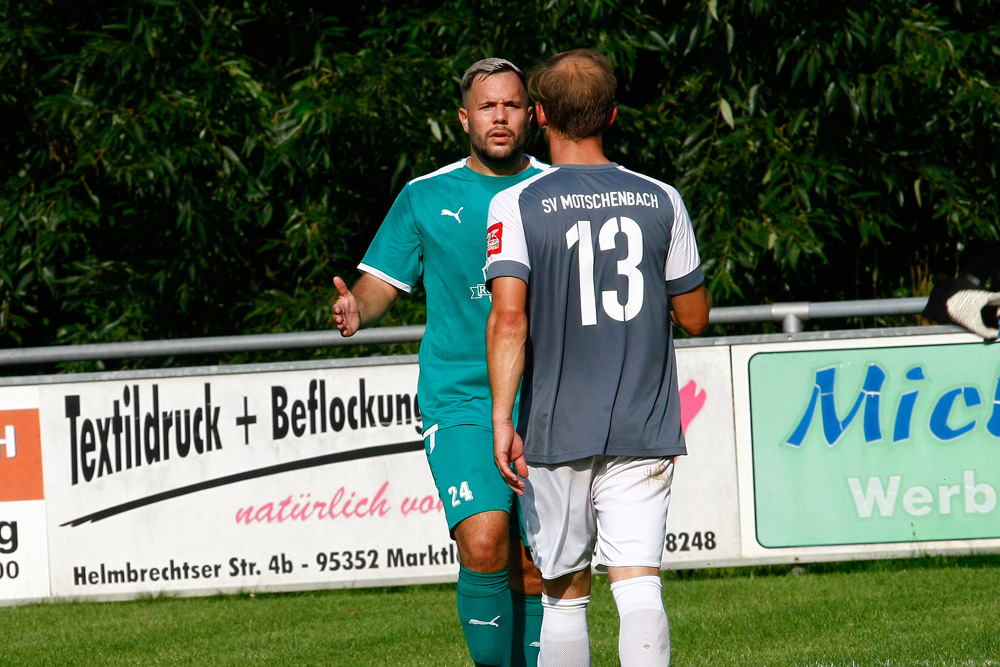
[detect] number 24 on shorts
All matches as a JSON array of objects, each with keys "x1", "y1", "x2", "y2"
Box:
[{"x1": 448, "y1": 481, "x2": 474, "y2": 507}]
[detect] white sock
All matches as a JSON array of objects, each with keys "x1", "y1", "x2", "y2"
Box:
[
  {"x1": 538, "y1": 594, "x2": 591, "y2": 667},
  {"x1": 610, "y1": 576, "x2": 670, "y2": 666}
]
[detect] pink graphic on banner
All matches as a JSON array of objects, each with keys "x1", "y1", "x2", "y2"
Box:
[{"x1": 679, "y1": 380, "x2": 707, "y2": 434}]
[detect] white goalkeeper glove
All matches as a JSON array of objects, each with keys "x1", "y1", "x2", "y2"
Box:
[{"x1": 945, "y1": 290, "x2": 1000, "y2": 340}]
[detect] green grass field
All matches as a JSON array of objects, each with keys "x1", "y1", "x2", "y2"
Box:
[{"x1": 2, "y1": 557, "x2": 999, "y2": 666}]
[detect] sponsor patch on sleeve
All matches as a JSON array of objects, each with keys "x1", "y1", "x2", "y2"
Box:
[{"x1": 486, "y1": 222, "x2": 503, "y2": 256}]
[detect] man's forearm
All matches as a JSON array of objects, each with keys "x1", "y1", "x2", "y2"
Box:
[
  {"x1": 486, "y1": 278, "x2": 529, "y2": 426},
  {"x1": 353, "y1": 273, "x2": 400, "y2": 329},
  {"x1": 487, "y1": 314, "x2": 526, "y2": 425},
  {"x1": 670, "y1": 284, "x2": 712, "y2": 336}
]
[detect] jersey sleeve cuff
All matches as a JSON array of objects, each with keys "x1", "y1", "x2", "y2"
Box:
[
  {"x1": 485, "y1": 260, "x2": 530, "y2": 289},
  {"x1": 666, "y1": 266, "x2": 705, "y2": 295},
  {"x1": 357, "y1": 263, "x2": 413, "y2": 294}
]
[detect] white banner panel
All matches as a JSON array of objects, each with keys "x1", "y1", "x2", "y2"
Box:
[
  {"x1": 0, "y1": 501, "x2": 49, "y2": 603},
  {"x1": 37, "y1": 361, "x2": 460, "y2": 601},
  {"x1": 663, "y1": 345, "x2": 742, "y2": 568}
]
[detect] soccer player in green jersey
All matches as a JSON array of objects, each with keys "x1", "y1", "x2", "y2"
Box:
[{"x1": 333, "y1": 58, "x2": 544, "y2": 667}]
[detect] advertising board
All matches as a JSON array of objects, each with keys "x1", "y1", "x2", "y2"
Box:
[
  {"x1": 0, "y1": 387, "x2": 51, "y2": 603},
  {"x1": 0, "y1": 347, "x2": 739, "y2": 605},
  {"x1": 731, "y1": 331, "x2": 1000, "y2": 562},
  {"x1": 4, "y1": 328, "x2": 1000, "y2": 606}
]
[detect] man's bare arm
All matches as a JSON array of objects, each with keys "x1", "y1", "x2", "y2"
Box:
[
  {"x1": 486, "y1": 276, "x2": 529, "y2": 493},
  {"x1": 332, "y1": 273, "x2": 401, "y2": 337},
  {"x1": 670, "y1": 284, "x2": 712, "y2": 336}
]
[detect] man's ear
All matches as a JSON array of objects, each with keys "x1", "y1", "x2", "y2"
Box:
[
  {"x1": 458, "y1": 107, "x2": 470, "y2": 134},
  {"x1": 605, "y1": 105, "x2": 618, "y2": 129},
  {"x1": 534, "y1": 102, "x2": 547, "y2": 129}
]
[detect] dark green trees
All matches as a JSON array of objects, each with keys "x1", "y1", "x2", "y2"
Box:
[{"x1": 2, "y1": 1, "x2": 997, "y2": 357}]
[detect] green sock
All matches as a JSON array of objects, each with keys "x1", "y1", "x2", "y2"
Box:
[
  {"x1": 456, "y1": 566, "x2": 512, "y2": 667},
  {"x1": 511, "y1": 590, "x2": 543, "y2": 667}
]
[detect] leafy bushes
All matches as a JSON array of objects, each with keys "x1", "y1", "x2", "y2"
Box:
[{"x1": 2, "y1": 0, "x2": 997, "y2": 360}]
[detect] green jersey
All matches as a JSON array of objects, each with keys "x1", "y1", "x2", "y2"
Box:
[{"x1": 359, "y1": 157, "x2": 545, "y2": 431}]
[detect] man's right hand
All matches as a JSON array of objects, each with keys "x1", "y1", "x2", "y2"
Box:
[
  {"x1": 332, "y1": 276, "x2": 361, "y2": 337},
  {"x1": 494, "y1": 420, "x2": 527, "y2": 495}
]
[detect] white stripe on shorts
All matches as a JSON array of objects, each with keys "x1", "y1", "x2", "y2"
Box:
[{"x1": 422, "y1": 423, "x2": 439, "y2": 454}]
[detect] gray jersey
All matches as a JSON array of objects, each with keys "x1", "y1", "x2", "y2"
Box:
[{"x1": 486, "y1": 163, "x2": 704, "y2": 464}]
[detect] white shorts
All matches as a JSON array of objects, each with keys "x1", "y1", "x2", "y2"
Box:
[{"x1": 522, "y1": 456, "x2": 675, "y2": 580}]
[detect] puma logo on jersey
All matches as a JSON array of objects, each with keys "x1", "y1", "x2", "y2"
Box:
[
  {"x1": 468, "y1": 615, "x2": 501, "y2": 627},
  {"x1": 441, "y1": 206, "x2": 464, "y2": 223}
]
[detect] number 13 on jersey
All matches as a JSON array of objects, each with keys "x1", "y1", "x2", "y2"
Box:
[{"x1": 565, "y1": 217, "x2": 645, "y2": 326}]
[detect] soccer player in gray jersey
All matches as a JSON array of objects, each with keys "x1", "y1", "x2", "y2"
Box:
[
  {"x1": 486, "y1": 49, "x2": 711, "y2": 666},
  {"x1": 333, "y1": 59, "x2": 544, "y2": 667}
]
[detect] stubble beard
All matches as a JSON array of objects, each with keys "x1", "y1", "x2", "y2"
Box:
[{"x1": 470, "y1": 128, "x2": 527, "y2": 174}]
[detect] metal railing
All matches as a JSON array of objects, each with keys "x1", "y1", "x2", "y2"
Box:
[
  {"x1": 0, "y1": 297, "x2": 930, "y2": 367},
  {"x1": 707, "y1": 296, "x2": 928, "y2": 333}
]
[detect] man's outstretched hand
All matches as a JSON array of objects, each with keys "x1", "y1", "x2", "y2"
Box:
[{"x1": 332, "y1": 276, "x2": 360, "y2": 337}]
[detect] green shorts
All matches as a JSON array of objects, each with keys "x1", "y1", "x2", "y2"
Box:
[{"x1": 423, "y1": 424, "x2": 514, "y2": 533}]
